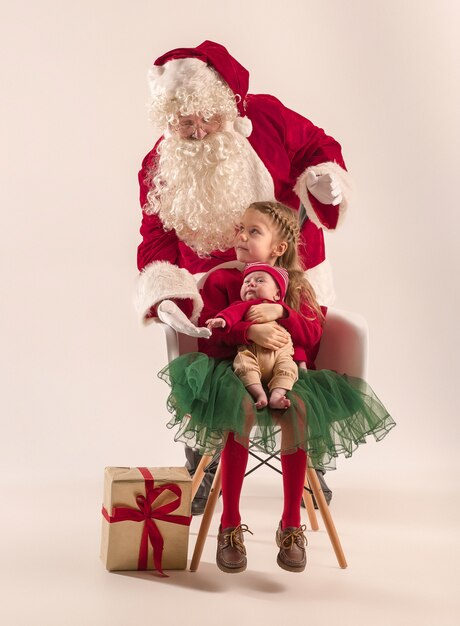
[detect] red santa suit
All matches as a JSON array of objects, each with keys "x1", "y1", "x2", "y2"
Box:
[{"x1": 136, "y1": 41, "x2": 351, "y2": 324}]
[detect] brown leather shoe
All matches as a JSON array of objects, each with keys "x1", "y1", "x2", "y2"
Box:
[
  {"x1": 276, "y1": 522, "x2": 307, "y2": 572},
  {"x1": 216, "y1": 524, "x2": 252, "y2": 573}
]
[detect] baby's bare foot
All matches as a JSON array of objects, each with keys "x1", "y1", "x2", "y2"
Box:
[
  {"x1": 255, "y1": 396, "x2": 268, "y2": 409},
  {"x1": 269, "y1": 389, "x2": 290, "y2": 410},
  {"x1": 246, "y1": 384, "x2": 268, "y2": 410}
]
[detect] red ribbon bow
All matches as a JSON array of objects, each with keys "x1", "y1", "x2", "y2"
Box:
[{"x1": 102, "y1": 467, "x2": 191, "y2": 576}]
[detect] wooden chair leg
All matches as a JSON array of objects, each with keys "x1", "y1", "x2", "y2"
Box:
[
  {"x1": 306, "y1": 466, "x2": 347, "y2": 569},
  {"x1": 190, "y1": 461, "x2": 222, "y2": 572},
  {"x1": 303, "y1": 475, "x2": 319, "y2": 531},
  {"x1": 191, "y1": 454, "x2": 214, "y2": 501}
]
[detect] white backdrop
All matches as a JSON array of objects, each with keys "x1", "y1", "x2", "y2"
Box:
[{"x1": 2, "y1": 0, "x2": 459, "y2": 488}]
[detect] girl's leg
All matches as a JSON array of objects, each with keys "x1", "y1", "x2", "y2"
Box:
[
  {"x1": 276, "y1": 447, "x2": 308, "y2": 572},
  {"x1": 216, "y1": 403, "x2": 255, "y2": 573},
  {"x1": 280, "y1": 447, "x2": 307, "y2": 529},
  {"x1": 220, "y1": 432, "x2": 249, "y2": 529},
  {"x1": 217, "y1": 432, "x2": 250, "y2": 573}
]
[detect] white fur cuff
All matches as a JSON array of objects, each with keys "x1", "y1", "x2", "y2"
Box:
[
  {"x1": 135, "y1": 261, "x2": 203, "y2": 325},
  {"x1": 294, "y1": 162, "x2": 352, "y2": 230}
]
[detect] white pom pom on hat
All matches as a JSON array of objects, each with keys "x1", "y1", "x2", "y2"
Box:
[{"x1": 233, "y1": 115, "x2": 253, "y2": 138}]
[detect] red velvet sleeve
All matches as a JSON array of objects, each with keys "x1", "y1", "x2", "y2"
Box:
[
  {"x1": 137, "y1": 211, "x2": 180, "y2": 271},
  {"x1": 282, "y1": 101, "x2": 346, "y2": 231},
  {"x1": 136, "y1": 140, "x2": 181, "y2": 271},
  {"x1": 246, "y1": 94, "x2": 347, "y2": 269},
  {"x1": 198, "y1": 270, "x2": 250, "y2": 356}
]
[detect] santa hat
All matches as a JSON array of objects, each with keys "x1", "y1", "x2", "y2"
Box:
[
  {"x1": 148, "y1": 40, "x2": 253, "y2": 137},
  {"x1": 243, "y1": 263, "x2": 289, "y2": 300}
]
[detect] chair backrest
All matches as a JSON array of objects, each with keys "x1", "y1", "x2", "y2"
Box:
[
  {"x1": 157, "y1": 305, "x2": 368, "y2": 379},
  {"x1": 315, "y1": 308, "x2": 368, "y2": 379}
]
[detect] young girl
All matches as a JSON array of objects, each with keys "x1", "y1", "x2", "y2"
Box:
[{"x1": 159, "y1": 201, "x2": 395, "y2": 574}]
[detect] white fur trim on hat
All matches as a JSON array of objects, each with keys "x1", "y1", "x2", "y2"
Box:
[
  {"x1": 135, "y1": 261, "x2": 203, "y2": 325},
  {"x1": 148, "y1": 58, "x2": 219, "y2": 101},
  {"x1": 294, "y1": 162, "x2": 353, "y2": 230}
]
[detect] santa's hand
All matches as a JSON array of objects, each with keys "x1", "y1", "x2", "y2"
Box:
[
  {"x1": 157, "y1": 300, "x2": 211, "y2": 338},
  {"x1": 306, "y1": 170, "x2": 343, "y2": 206}
]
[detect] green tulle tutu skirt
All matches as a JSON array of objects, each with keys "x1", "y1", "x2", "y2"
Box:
[{"x1": 159, "y1": 352, "x2": 395, "y2": 470}]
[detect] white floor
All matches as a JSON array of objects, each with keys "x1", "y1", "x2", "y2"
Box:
[{"x1": 3, "y1": 469, "x2": 459, "y2": 626}]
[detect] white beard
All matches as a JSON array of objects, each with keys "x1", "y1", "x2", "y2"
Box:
[{"x1": 145, "y1": 130, "x2": 274, "y2": 256}]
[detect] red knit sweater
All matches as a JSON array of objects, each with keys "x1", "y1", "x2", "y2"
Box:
[{"x1": 197, "y1": 268, "x2": 322, "y2": 368}]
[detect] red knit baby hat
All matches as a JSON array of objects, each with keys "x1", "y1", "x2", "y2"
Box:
[{"x1": 243, "y1": 263, "x2": 289, "y2": 299}]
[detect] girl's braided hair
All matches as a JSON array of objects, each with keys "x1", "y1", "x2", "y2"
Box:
[{"x1": 247, "y1": 201, "x2": 324, "y2": 322}]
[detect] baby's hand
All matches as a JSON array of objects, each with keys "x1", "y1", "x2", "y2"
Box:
[
  {"x1": 206, "y1": 317, "x2": 226, "y2": 329},
  {"x1": 298, "y1": 361, "x2": 308, "y2": 370}
]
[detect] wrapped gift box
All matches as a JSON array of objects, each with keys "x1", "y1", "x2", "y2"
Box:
[{"x1": 100, "y1": 466, "x2": 192, "y2": 574}]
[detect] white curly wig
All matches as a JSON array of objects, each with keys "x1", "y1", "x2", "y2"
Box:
[{"x1": 147, "y1": 58, "x2": 239, "y2": 131}]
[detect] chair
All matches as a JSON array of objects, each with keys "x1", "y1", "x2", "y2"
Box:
[{"x1": 155, "y1": 304, "x2": 368, "y2": 571}]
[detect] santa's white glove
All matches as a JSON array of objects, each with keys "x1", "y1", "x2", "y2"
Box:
[
  {"x1": 306, "y1": 170, "x2": 343, "y2": 206},
  {"x1": 157, "y1": 300, "x2": 211, "y2": 339}
]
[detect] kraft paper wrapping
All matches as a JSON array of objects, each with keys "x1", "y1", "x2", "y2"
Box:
[{"x1": 100, "y1": 466, "x2": 192, "y2": 572}]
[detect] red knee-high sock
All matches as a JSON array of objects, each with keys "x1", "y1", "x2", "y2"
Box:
[
  {"x1": 281, "y1": 448, "x2": 307, "y2": 529},
  {"x1": 220, "y1": 433, "x2": 249, "y2": 529}
]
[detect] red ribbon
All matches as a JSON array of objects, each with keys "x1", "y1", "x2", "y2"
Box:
[{"x1": 102, "y1": 467, "x2": 192, "y2": 576}]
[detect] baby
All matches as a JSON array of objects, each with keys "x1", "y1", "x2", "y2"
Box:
[{"x1": 206, "y1": 264, "x2": 300, "y2": 410}]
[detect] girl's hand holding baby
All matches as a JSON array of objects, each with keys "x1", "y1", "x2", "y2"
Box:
[{"x1": 247, "y1": 323, "x2": 289, "y2": 350}]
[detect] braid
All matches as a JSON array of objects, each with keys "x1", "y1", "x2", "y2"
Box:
[
  {"x1": 261, "y1": 203, "x2": 300, "y2": 245},
  {"x1": 247, "y1": 201, "x2": 324, "y2": 323}
]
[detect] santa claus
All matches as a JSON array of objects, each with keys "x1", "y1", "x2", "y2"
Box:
[
  {"x1": 136, "y1": 40, "x2": 351, "y2": 333},
  {"x1": 136, "y1": 41, "x2": 349, "y2": 513}
]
